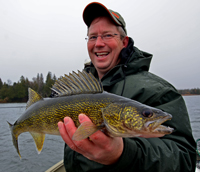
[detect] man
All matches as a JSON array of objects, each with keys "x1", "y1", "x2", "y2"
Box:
[{"x1": 58, "y1": 2, "x2": 196, "y2": 171}]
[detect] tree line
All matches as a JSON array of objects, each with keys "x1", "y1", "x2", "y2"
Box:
[
  {"x1": 178, "y1": 88, "x2": 200, "y2": 95},
  {"x1": 0, "y1": 73, "x2": 199, "y2": 103},
  {"x1": 0, "y1": 72, "x2": 56, "y2": 103}
]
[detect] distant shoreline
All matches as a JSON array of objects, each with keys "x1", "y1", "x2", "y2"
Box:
[{"x1": 182, "y1": 94, "x2": 200, "y2": 96}]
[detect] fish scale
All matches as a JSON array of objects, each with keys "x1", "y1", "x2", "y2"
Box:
[{"x1": 8, "y1": 70, "x2": 173, "y2": 159}]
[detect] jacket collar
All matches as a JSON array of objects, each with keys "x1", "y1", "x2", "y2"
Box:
[{"x1": 85, "y1": 37, "x2": 153, "y2": 86}]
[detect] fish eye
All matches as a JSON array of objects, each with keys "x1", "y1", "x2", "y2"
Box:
[{"x1": 142, "y1": 109, "x2": 153, "y2": 118}]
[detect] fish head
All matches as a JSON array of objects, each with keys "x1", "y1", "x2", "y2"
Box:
[{"x1": 101, "y1": 101, "x2": 174, "y2": 138}]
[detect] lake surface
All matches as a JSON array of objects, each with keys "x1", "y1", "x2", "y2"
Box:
[
  {"x1": 0, "y1": 96, "x2": 199, "y2": 172},
  {"x1": 0, "y1": 103, "x2": 64, "y2": 172},
  {"x1": 183, "y1": 96, "x2": 200, "y2": 141}
]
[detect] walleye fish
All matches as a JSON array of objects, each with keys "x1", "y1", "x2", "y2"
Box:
[{"x1": 8, "y1": 70, "x2": 174, "y2": 158}]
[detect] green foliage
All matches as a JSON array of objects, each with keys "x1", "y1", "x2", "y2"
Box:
[
  {"x1": 0, "y1": 72, "x2": 199, "y2": 103},
  {"x1": 0, "y1": 78, "x2": 3, "y2": 89},
  {"x1": 0, "y1": 83, "x2": 9, "y2": 100},
  {"x1": 0, "y1": 72, "x2": 56, "y2": 103},
  {"x1": 43, "y1": 72, "x2": 56, "y2": 97}
]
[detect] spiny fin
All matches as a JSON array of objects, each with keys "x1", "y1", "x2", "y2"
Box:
[
  {"x1": 26, "y1": 88, "x2": 43, "y2": 109},
  {"x1": 72, "y1": 121, "x2": 100, "y2": 141},
  {"x1": 51, "y1": 70, "x2": 103, "y2": 97},
  {"x1": 30, "y1": 132, "x2": 45, "y2": 154}
]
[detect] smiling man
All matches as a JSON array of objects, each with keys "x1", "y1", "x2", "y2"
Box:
[
  {"x1": 87, "y1": 16, "x2": 129, "y2": 79},
  {"x1": 58, "y1": 2, "x2": 196, "y2": 172}
]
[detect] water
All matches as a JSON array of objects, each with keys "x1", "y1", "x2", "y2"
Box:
[
  {"x1": 183, "y1": 96, "x2": 200, "y2": 141},
  {"x1": 0, "y1": 103, "x2": 64, "y2": 172},
  {"x1": 0, "y1": 96, "x2": 199, "y2": 172}
]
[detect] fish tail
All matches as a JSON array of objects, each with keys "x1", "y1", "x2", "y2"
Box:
[{"x1": 7, "y1": 121, "x2": 21, "y2": 159}]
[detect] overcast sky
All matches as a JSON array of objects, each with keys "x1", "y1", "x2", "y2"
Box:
[{"x1": 0, "y1": 0, "x2": 200, "y2": 89}]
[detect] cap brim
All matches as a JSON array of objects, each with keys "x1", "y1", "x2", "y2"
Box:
[{"x1": 83, "y1": 2, "x2": 121, "y2": 27}]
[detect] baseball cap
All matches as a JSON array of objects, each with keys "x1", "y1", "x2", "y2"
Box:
[{"x1": 83, "y1": 2, "x2": 127, "y2": 34}]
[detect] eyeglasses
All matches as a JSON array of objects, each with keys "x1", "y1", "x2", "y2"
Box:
[{"x1": 85, "y1": 33, "x2": 119, "y2": 43}]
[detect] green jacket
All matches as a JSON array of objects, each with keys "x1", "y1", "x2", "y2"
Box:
[{"x1": 64, "y1": 38, "x2": 196, "y2": 171}]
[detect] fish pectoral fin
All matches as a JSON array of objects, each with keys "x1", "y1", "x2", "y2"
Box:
[
  {"x1": 30, "y1": 132, "x2": 45, "y2": 154},
  {"x1": 72, "y1": 121, "x2": 98, "y2": 141}
]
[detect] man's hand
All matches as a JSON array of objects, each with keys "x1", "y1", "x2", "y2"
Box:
[{"x1": 58, "y1": 113, "x2": 123, "y2": 165}]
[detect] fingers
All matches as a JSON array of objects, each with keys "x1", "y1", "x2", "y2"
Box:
[
  {"x1": 78, "y1": 114, "x2": 111, "y2": 147},
  {"x1": 58, "y1": 114, "x2": 124, "y2": 165},
  {"x1": 58, "y1": 116, "x2": 93, "y2": 154},
  {"x1": 78, "y1": 113, "x2": 90, "y2": 123},
  {"x1": 78, "y1": 114, "x2": 104, "y2": 139},
  {"x1": 58, "y1": 117, "x2": 77, "y2": 150},
  {"x1": 77, "y1": 114, "x2": 124, "y2": 164}
]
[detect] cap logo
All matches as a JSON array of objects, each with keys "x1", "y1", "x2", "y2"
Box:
[{"x1": 112, "y1": 12, "x2": 119, "y2": 19}]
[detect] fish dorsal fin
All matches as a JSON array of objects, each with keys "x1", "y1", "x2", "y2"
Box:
[
  {"x1": 26, "y1": 88, "x2": 43, "y2": 109},
  {"x1": 51, "y1": 70, "x2": 103, "y2": 97}
]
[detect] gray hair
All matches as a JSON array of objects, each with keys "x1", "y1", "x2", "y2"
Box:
[{"x1": 116, "y1": 26, "x2": 127, "y2": 40}]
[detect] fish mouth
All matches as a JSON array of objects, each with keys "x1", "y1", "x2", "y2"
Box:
[
  {"x1": 152, "y1": 125, "x2": 174, "y2": 134},
  {"x1": 144, "y1": 114, "x2": 173, "y2": 134}
]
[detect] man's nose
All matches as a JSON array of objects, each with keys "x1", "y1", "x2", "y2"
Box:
[{"x1": 95, "y1": 36, "x2": 105, "y2": 47}]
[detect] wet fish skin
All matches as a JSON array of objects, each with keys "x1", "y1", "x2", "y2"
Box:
[
  {"x1": 7, "y1": 91, "x2": 118, "y2": 158},
  {"x1": 7, "y1": 71, "x2": 174, "y2": 158},
  {"x1": 101, "y1": 100, "x2": 173, "y2": 138}
]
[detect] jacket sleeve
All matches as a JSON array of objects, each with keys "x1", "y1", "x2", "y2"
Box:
[{"x1": 105, "y1": 80, "x2": 196, "y2": 172}]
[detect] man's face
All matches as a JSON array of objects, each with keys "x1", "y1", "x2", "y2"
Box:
[{"x1": 87, "y1": 17, "x2": 127, "y2": 79}]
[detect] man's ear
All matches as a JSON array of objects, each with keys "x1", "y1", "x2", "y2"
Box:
[{"x1": 123, "y1": 36, "x2": 129, "y2": 48}]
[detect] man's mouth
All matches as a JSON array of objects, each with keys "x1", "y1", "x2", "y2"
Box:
[{"x1": 95, "y1": 52, "x2": 109, "y2": 57}]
